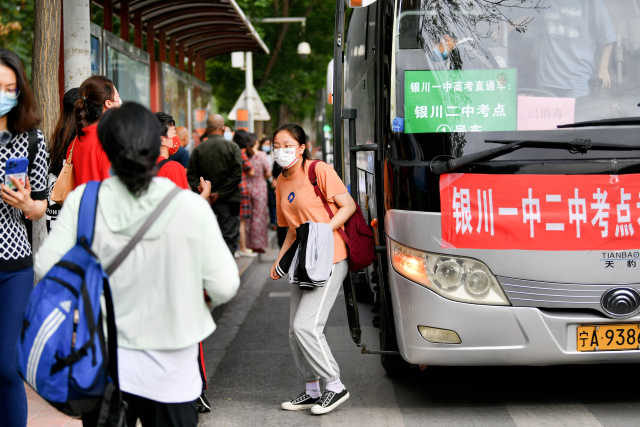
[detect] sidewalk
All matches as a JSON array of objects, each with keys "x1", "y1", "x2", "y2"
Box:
[{"x1": 25, "y1": 250, "x2": 262, "y2": 426}]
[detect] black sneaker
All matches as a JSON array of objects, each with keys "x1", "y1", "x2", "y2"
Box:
[
  {"x1": 310, "y1": 389, "x2": 350, "y2": 415},
  {"x1": 280, "y1": 392, "x2": 320, "y2": 411},
  {"x1": 194, "y1": 392, "x2": 212, "y2": 413}
]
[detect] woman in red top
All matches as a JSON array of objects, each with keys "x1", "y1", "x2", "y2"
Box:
[{"x1": 68, "y1": 76, "x2": 121, "y2": 187}]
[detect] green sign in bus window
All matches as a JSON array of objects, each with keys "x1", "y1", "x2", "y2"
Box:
[{"x1": 404, "y1": 69, "x2": 517, "y2": 134}]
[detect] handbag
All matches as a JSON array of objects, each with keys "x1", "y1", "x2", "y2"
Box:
[
  {"x1": 51, "y1": 138, "x2": 76, "y2": 204},
  {"x1": 307, "y1": 160, "x2": 375, "y2": 271}
]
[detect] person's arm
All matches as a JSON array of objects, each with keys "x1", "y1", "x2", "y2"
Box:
[
  {"x1": 0, "y1": 177, "x2": 47, "y2": 220},
  {"x1": 316, "y1": 162, "x2": 357, "y2": 230},
  {"x1": 215, "y1": 145, "x2": 242, "y2": 200},
  {"x1": 328, "y1": 192, "x2": 357, "y2": 231},
  {"x1": 263, "y1": 154, "x2": 272, "y2": 179},
  {"x1": 598, "y1": 43, "x2": 614, "y2": 89},
  {"x1": 200, "y1": 199, "x2": 240, "y2": 307},
  {"x1": 35, "y1": 185, "x2": 83, "y2": 279},
  {"x1": 5, "y1": 129, "x2": 50, "y2": 220},
  {"x1": 197, "y1": 177, "x2": 211, "y2": 201},
  {"x1": 186, "y1": 147, "x2": 200, "y2": 192}
]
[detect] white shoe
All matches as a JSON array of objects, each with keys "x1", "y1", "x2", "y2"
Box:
[
  {"x1": 310, "y1": 389, "x2": 350, "y2": 415},
  {"x1": 237, "y1": 249, "x2": 257, "y2": 257},
  {"x1": 280, "y1": 392, "x2": 320, "y2": 411}
]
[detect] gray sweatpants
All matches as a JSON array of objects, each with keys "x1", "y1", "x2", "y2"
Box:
[{"x1": 289, "y1": 260, "x2": 348, "y2": 383}]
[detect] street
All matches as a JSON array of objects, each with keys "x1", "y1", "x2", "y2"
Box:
[{"x1": 199, "y1": 256, "x2": 640, "y2": 427}]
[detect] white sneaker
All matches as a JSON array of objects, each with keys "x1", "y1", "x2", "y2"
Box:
[
  {"x1": 310, "y1": 389, "x2": 350, "y2": 415},
  {"x1": 237, "y1": 249, "x2": 257, "y2": 257}
]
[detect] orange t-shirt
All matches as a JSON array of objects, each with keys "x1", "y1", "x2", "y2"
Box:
[{"x1": 276, "y1": 161, "x2": 348, "y2": 263}]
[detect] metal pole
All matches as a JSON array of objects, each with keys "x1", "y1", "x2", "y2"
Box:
[
  {"x1": 332, "y1": 0, "x2": 345, "y2": 179},
  {"x1": 255, "y1": 17, "x2": 307, "y2": 25},
  {"x1": 63, "y1": 0, "x2": 91, "y2": 90},
  {"x1": 245, "y1": 51, "x2": 254, "y2": 132}
]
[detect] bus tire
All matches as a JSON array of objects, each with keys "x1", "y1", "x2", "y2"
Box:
[{"x1": 379, "y1": 266, "x2": 414, "y2": 377}]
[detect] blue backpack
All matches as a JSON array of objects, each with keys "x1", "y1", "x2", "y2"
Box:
[{"x1": 17, "y1": 181, "x2": 179, "y2": 422}]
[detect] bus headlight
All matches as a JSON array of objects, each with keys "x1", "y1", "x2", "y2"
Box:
[{"x1": 390, "y1": 240, "x2": 510, "y2": 306}]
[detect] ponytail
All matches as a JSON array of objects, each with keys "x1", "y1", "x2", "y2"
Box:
[{"x1": 74, "y1": 75, "x2": 115, "y2": 136}]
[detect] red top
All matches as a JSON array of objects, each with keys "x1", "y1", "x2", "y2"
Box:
[
  {"x1": 156, "y1": 156, "x2": 189, "y2": 189},
  {"x1": 67, "y1": 123, "x2": 111, "y2": 188}
]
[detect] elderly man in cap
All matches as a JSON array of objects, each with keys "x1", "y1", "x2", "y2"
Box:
[{"x1": 187, "y1": 114, "x2": 242, "y2": 254}]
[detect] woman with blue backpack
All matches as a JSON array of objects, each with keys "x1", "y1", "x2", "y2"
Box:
[
  {"x1": 0, "y1": 48, "x2": 49, "y2": 427},
  {"x1": 35, "y1": 102, "x2": 239, "y2": 426}
]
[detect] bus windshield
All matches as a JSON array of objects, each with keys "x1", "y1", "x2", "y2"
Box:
[{"x1": 393, "y1": 0, "x2": 639, "y2": 135}]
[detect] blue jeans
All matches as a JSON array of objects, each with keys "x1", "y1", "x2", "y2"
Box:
[{"x1": 0, "y1": 267, "x2": 33, "y2": 427}]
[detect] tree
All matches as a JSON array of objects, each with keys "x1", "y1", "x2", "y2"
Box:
[
  {"x1": 31, "y1": 0, "x2": 61, "y2": 255},
  {"x1": 206, "y1": 0, "x2": 336, "y2": 129},
  {"x1": 0, "y1": 0, "x2": 35, "y2": 79},
  {"x1": 33, "y1": 0, "x2": 60, "y2": 141}
]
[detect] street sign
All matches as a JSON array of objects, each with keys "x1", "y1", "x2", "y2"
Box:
[
  {"x1": 228, "y1": 86, "x2": 271, "y2": 121},
  {"x1": 404, "y1": 69, "x2": 517, "y2": 134}
]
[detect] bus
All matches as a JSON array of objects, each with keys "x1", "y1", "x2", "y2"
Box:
[{"x1": 333, "y1": 0, "x2": 640, "y2": 376}]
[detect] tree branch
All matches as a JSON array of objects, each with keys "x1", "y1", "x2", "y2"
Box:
[{"x1": 258, "y1": 0, "x2": 289, "y2": 87}]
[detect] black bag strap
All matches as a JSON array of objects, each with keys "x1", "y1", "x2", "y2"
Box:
[
  {"x1": 105, "y1": 186, "x2": 181, "y2": 275},
  {"x1": 26, "y1": 129, "x2": 38, "y2": 175},
  {"x1": 97, "y1": 279, "x2": 125, "y2": 427},
  {"x1": 157, "y1": 158, "x2": 171, "y2": 170}
]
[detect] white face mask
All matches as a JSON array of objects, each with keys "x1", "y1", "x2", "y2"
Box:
[
  {"x1": 273, "y1": 147, "x2": 298, "y2": 169},
  {"x1": 223, "y1": 130, "x2": 233, "y2": 141}
]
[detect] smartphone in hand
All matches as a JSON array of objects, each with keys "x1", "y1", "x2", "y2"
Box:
[{"x1": 4, "y1": 157, "x2": 28, "y2": 190}]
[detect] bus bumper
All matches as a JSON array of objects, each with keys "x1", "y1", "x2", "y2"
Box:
[{"x1": 388, "y1": 268, "x2": 640, "y2": 366}]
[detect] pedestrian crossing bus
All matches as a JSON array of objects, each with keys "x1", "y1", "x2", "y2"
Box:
[{"x1": 333, "y1": 0, "x2": 640, "y2": 375}]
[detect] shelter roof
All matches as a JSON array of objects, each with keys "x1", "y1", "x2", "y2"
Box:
[{"x1": 93, "y1": 0, "x2": 269, "y2": 58}]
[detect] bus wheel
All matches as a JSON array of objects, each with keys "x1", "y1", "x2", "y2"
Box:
[{"x1": 379, "y1": 280, "x2": 414, "y2": 377}]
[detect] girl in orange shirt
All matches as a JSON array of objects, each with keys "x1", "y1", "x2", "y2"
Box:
[{"x1": 270, "y1": 124, "x2": 356, "y2": 415}]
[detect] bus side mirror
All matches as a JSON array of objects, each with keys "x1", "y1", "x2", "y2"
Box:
[
  {"x1": 326, "y1": 59, "x2": 334, "y2": 105},
  {"x1": 346, "y1": 0, "x2": 377, "y2": 7}
]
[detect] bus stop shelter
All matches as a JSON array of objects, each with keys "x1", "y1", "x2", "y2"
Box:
[{"x1": 63, "y1": 0, "x2": 268, "y2": 121}]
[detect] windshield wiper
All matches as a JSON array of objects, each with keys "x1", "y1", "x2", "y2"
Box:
[
  {"x1": 557, "y1": 117, "x2": 640, "y2": 128},
  {"x1": 430, "y1": 139, "x2": 640, "y2": 175}
]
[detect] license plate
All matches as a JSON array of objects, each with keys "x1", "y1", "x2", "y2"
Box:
[{"x1": 577, "y1": 324, "x2": 640, "y2": 351}]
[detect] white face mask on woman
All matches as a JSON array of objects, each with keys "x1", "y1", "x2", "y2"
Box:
[{"x1": 273, "y1": 147, "x2": 298, "y2": 169}]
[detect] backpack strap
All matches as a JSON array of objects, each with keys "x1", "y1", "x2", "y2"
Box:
[
  {"x1": 26, "y1": 129, "x2": 38, "y2": 176},
  {"x1": 157, "y1": 158, "x2": 171, "y2": 170},
  {"x1": 77, "y1": 181, "x2": 101, "y2": 246},
  {"x1": 307, "y1": 160, "x2": 350, "y2": 245},
  {"x1": 105, "y1": 186, "x2": 182, "y2": 275}
]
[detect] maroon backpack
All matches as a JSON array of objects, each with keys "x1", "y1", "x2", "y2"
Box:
[{"x1": 308, "y1": 160, "x2": 375, "y2": 272}]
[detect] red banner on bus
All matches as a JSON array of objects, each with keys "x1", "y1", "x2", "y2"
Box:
[{"x1": 440, "y1": 173, "x2": 640, "y2": 250}]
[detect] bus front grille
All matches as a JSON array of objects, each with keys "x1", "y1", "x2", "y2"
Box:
[{"x1": 498, "y1": 277, "x2": 640, "y2": 318}]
